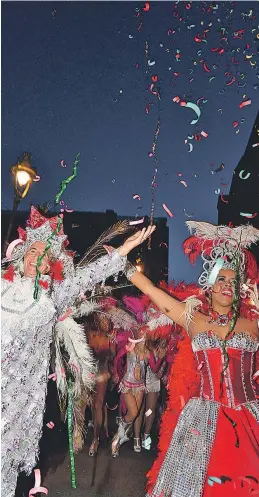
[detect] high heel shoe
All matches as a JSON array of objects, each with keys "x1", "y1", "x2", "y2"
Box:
[
  {"x1": 88, "y1": 438, "x2": 99, "y2": 457},
  {"x1": 134, "y1": 438, "x2": 141, "y2": 453},
  {"x1": 111, "y1": 433, "x2": 120, "y2": 457},
  {"x1": 142, "y1": 434, "x2": 152, "y2": 450},
  {"x1": 111, "y1": 420, "x2": 132, "y2": 457}
]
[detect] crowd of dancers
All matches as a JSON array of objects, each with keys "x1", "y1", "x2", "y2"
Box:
[{"x1": 71, "y1": 295, "x2": 178, "y2": 457}]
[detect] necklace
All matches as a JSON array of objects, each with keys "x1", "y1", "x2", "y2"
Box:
[{"x1": 208, "y1": 309, "x2": 234, "y2": 327}]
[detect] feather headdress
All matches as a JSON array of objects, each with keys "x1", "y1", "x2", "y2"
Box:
[{"x1": 184, "y1": 221, "x2": 259, "y2": 289}]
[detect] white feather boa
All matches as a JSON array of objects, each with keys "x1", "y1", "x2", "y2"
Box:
[{"x1": 54, "y1": 317, "x2": 97, "y2": 399}]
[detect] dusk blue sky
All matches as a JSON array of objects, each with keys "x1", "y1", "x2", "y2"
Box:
[{"x1": 2, "y1": 1, "x2": 259, "y2": 282}]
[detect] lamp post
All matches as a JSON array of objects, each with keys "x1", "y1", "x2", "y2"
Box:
[{"x1": 4, "y1": 152, "x2": 37, "y2": 248}]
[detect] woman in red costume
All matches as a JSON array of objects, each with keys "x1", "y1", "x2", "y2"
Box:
[{"x1": 117, "y1": 221, "x2": 259, "y2": 497}]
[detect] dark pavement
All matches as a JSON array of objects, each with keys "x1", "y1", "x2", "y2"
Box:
[
  {"x1": 15, "y1": 382, "x2": 160, "y2": 497},
  {"x1": 44, "y1": 434, "x2": 155, "y2": 497}
]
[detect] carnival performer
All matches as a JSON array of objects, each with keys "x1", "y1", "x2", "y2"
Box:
[
  {"x1": 142, "y1": 333, "x2": 176, "y2": 451},
  {"x1": 86, "y1": 312, "x2": 115, "y2": 455},
  {"x1": 111, "y1": 295, "x2": 173, "y2": 455},
  {"x1": 1, "y1": 206, "x2": 147, "y2": 497},
  {"x1": 115, "y1": 222, "x2": 259, "y2": 496},
  {"x1": 111, "y1": 323, "x2": 148, "y2": 455}
]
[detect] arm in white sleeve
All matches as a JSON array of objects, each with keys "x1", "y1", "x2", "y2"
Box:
[{"x1": 54, "y1": 251, "x2": 127, "y2": 316}]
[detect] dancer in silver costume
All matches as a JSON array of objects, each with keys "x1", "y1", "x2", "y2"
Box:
[
  {"x1": 1, "y1": 207, "x2": 150, "y2": 497},
  {"x1": 112, "y1": 329, "x2": 148, "y2": 455}
]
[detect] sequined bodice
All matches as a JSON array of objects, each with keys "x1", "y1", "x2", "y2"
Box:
[
  {"x1": 123, "y1": 352, "x2": 146, "y2": 385},
  {"x1": 192, "y1": 332, "x2": 259, "y2": 407}
]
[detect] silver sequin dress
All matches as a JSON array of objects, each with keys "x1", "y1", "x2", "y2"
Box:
[
  {"x1": 1, "y1": 251, "x2": 126, "y2": 497},
  {"x1": 119, "y1": 352, "x2": 147, "y2": 394},
  {"x1": 146, "y1": 358, "x2": 161, "y2": 393},
  {"x1": 148, "y1": 331, "x2": 259, "y2": 497}
]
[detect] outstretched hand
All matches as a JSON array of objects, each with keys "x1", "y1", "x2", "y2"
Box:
[{"x1": 117, "y1": 225, "x2": 156, "y2": 257}]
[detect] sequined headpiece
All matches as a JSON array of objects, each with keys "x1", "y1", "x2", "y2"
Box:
[
  {"x1": 3, "y1": 206, "x2": 74, "y2": 277},
  {"x1": 183, "y1": 221, "x2": 259, "y2": 290}
]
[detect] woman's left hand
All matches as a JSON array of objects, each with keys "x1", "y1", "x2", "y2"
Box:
[{"x1": 117, "y1": 225, "x2": 156, "y2": 257}]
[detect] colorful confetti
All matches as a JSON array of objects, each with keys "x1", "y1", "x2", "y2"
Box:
[
  {"x1": 46, "y1": 421, "x2": 55, "y2": 429},
  {"x1": 240, "y1": 212, "x2": 257, "y2": 219},
  {"x1": 162, "y1": 203, "x2": 174, "y2": 218},
  {"x1": 56, "y1": 153, "x2": 80, "y2": 204},
  {"x1": 239, "y1": 99, "x2": 252, "y2": 109},
  {"x1": 129, "y1": 218, "x2": 144, "y2": 225}
]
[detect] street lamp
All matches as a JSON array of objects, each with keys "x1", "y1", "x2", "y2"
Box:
[
  {"x1": 135, "y1": 254, "x2": 144, "y2": 273},
  {"x1": 4, "y1": 152, "x2": 38, "y2": 247}
]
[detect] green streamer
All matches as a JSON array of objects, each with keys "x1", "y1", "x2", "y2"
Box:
[
  {"x1": 55, "y1": 153, "x2": 80, "y2": 204},
  {"x1": 33, "y1": 217, "x2": 62, "y2": 300},
  {"x1": 33, "y1": 152, "x2": 80, "y2": 300},
  {"x1": 68, "y1": 379, "x2": 77, "y2": 489}
]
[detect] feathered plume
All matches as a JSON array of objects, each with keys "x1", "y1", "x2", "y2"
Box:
[
  {"x1": 77, "y1": 220, "x2": 132, "y2": 268},
  {"x1": 186, "y1": 221, "x2": 259, "y2": 248},
  {"x1": 123, "y1": 295, "x2": 147, "y2": 323},
  {"x1": 54, "y1": 317, "x2": 97, "y2": 400}
]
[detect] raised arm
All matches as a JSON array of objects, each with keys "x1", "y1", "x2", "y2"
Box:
[
  {"x1": 75, "y1": 250, "x2": 126, "y2": 292},
  {"x1": 117, "y1": 226, "x2": 203, "y2": 334},
  {"x1": 53, "y1": 250, "x2": 126, "y2": 316},
  {"x1": 128, "y1": 270, "x2": 187, "y2": 328}
]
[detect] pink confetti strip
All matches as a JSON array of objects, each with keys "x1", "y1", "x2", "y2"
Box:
[
  {"x1": 33, "y1": 175, "x2": 41, "y2": 182},
  {"x1": 132, "y1": 194, "x2": 141, "y2": 200},
  {"x1": 145, "y1": 409, "x2": 152, "y2": 417},
  {"x1": 220, "y1": 194, "x2": 228, "y2": 204},
  {"x1": 190, "y1": 428, "x2": 200, "y2": 435},
  {"x1": 29, "y1": 469, "x2": 48, "y2": 496},
  {"x1": 201, "y1": 131, "x2": 208, "y2": 138},
  {"x1": 162, "y1": 203, "x2": 174, "y2": 218},
  {"x1": 69, "y1": 363, "x2": 79, "y2": 373},
  {"x1": 179, "y1": 395, "x2": 185, "y2": 408},
  {"x1": 179, "y1": 180, "x2": 188, "y2": 187},
  {"x1": 58, "y1": 308, "x2": 73, "y2": 321},
  {"x1": 48, "y1": 373, "x2": 57, "y2": 381},
  {"x1": 203, "y1": 62, "x2": 211, "y2": 72},
  {"x1": 60, "y1": 160, "x2": 67, "y2": 168},
  {"x1": 239, "y1": 99, "x2": 251, "y2": 108},
  {"x1": 46, "y1": 421, "x2": 55, "y2": 429},
  {"x1": 129, "y1": 218, "x2": 144, "y2": 225}
]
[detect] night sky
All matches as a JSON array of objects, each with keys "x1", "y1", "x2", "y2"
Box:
[{"x1": 2, "y1": 1, "x2": 259, "y2": 282}]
